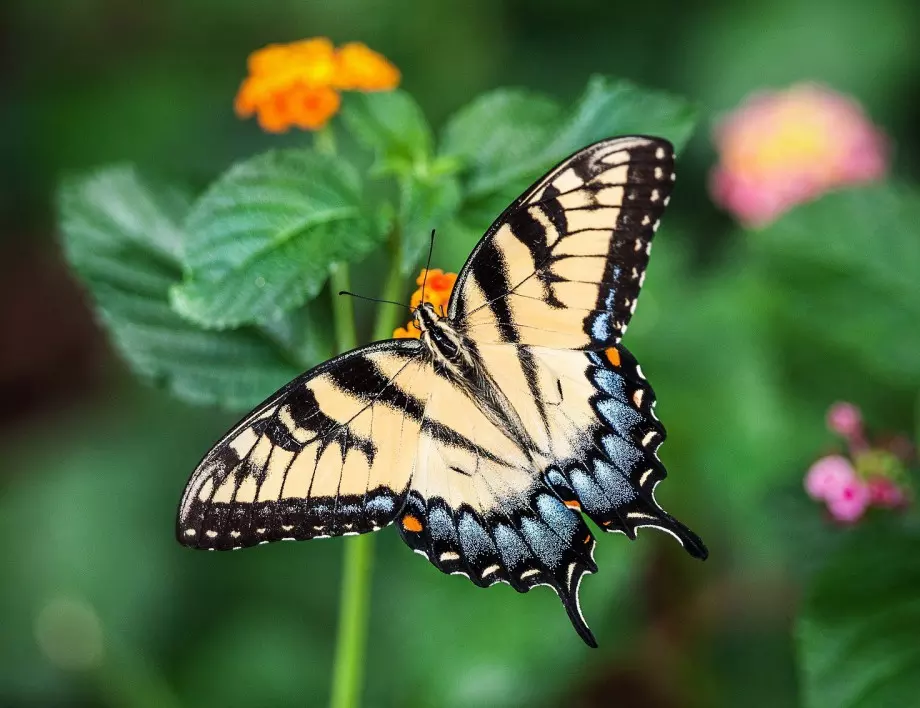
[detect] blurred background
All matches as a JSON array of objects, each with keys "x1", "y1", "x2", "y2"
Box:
[{"x1": 3, "y1": 0, "x2": 920, "y2": 706}]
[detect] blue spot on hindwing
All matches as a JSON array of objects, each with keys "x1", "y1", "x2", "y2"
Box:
[
  {"x1": 536, "y1": 493, "x2": 578, "y2": 542},
  {"x1": 458, "y1": 513, "x2": 495, "y2": 560},
  {"x1": 521, "y1": 517, "x2": 565, "y2": 567}
]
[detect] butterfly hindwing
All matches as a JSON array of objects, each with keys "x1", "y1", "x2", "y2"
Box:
[{"x1": 451, "y1": 136, "x2": 675, "y2": 349}]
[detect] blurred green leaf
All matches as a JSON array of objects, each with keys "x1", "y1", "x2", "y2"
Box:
[
  {"x1": 754, "y1": 185, "x2": 920, "y2": 386},
  {"x1": 342, "y1": 90, "x2": 433, "y2": 174},
  {"x1": 58, "y1": 166, "x2": 300, "y2": 409},
  {"x1": 797, "y1": 526, "x2": 920, "y2": 708},
  {"x1": 367, "y1": 530, "x2": 642, "y2": 707},
  {"x1": 399, "y1": 172, "x2": 462, "y2": 273},
  {"x1": 0, "y1": 395, "x2": 222, "y2": 703},
  {"x1": 172, "y1": 149, "x2": 379, "y2": 329},
  {"x1": 440, "y1": 89, "x2": 563, "y2": 197}
]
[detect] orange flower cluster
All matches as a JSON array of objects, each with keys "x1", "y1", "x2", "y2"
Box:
[
  {"x1": 235, "y1": 38, "x2": 400, "y2": 133},
  {"x1": 393, "y1": 269, "x2": 458, "y2": 339}
]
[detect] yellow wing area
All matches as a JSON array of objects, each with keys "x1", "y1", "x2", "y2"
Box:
[{"x1": 451, "y1": 136, "x2": 675, "y2": 349}]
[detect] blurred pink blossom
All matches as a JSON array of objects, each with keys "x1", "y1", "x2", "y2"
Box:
[
  {"x1": 711, "y1": 83, "x2": 888, "y2": 227},
  {"x1": 826, "y1": 401, "x2": 864, "y2": 443},
  {"x1": 826, "y1": 478, "x2": 871, "y2": 523},
  {"x1": 805, "y1": 455, "x2": 857, "y2": 501},
  {"x1": 867, "y1": 476, "x2": 908, "y2": 508}
]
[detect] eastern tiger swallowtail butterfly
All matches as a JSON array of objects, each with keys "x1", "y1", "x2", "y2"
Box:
[{"x1": 177, "y1": 135, "x2": 707, "y2": 647}]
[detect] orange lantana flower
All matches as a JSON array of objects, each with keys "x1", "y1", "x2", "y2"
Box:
[
  {"x1": 235, "y1": 38, "x2": 400, "y2": 133},
  {"x1": 393, "y1": 269, "x2": 458, "y2": 339}
]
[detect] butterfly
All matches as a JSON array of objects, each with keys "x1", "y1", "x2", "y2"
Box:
[{"x1": 177, "y1": 135, "x2": 707, "y2": 647}]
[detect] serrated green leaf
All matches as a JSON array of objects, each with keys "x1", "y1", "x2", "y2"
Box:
[
  {"x1": 58, "y1": 166, "x2": 301, "y2": 409},
  {"x1": 399, "y1": 172, "x2": 462, "y2": 273},
  {"x1": 172, "y1": 149, "x2": 380, "y2": 329},
  {"x1": 754, "y1": 185, "x2": 920, "y2": 385},
  {"x1": 342, "y1": 90, "x2": 432, "y2": 173},
  {"x1": 797, "y1": 526, "x2": 920, "y2": 708}
]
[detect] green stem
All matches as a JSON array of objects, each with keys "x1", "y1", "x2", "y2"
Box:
[
  {"x1": 329, "y1": 264, "x2": 357, "y2": 353},
  {"x1": 373, "y1": 234, "x2": 408, "y2": 341},
  {"x1": 328, "y1": 232, "x2": 406, "y2": 708}
]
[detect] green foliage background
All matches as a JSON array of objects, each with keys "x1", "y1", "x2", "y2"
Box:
[{"x1": 2, "y1": 1, "x2": 920, "y2": 707}]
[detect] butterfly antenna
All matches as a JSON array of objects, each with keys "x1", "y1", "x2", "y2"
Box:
[
  {"x1": 338, "y1": 291, "x2": 410, "y2": 311},
  {"x1": 420, "y1": 229, "x2": 436, "y2": 305}
]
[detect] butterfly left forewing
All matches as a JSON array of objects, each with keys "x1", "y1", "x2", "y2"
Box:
[
  {"x1": 177, "y1": 341, "x2": 428, "y2": 549},
  {"x1": 451, "y1": 136, "x2": 675, "y2": 349}
]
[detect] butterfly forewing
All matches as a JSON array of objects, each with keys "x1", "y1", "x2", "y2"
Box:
[
  {"x1": 177, "y1": 341, "x2": 427, "y2": 549},
  {"x1": 450, "y1": 136, "x2": 675, "y2": 349}
]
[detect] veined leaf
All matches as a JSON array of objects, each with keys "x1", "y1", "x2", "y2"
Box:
[
  {"x1": 172, "y1": 149, "x2": 379, "y2": 329},
  {"x1": 58, "y1": 166, "x2": 301, "y2": 409},
  {"x1": 341, "y1": 90, "x2": 432, "y2": 174},
  {"x1": 440, "y1": 88, "x2": 563, "y2": 196}
]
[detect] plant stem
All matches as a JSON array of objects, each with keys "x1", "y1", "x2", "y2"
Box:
[
  {"x1": 329, "y1": 263, "x2": 357, "y2": 354},
  {"x1": 328, "y1": 234, "x2": 406, "y2": 708},
  {"x1": 373, "y1": 236, "x2": 408, "y2": 341}
]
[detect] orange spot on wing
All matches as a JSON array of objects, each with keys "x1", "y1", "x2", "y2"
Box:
[
  {"x1": 605, "y1": 347, "x2": 621, "y2": 368},
  {"x1": 584, "y1": 534, "x2": 592, "y2": 544},
  {"x1": 564, "y1": 500, "x2": 582, "y2": 511},
  {"x1": 401, "y1": 514, "x2": 423, "y2": 533}
]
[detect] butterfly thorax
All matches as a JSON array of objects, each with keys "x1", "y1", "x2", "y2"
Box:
[
  {"x1": 414, "y1": 302, "x2": 536, "y2": 454},
  {"x1": 414, "y1": 302, "x2": 473, "y2": 371}
]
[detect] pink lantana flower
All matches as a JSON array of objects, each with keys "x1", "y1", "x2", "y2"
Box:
[
  {"x1": 805, "y1": 455, "x2": 856, "y2": 501},
  {"x1": 826, "y1": 402, "x2": 863, "y2": 441},
  {"x1": 804, "y1": 402, "x2": 913, "y2": 525},
  {"x1": 711, "y1": 83, "x2": 888, "y2": 227},
  {"x1": 826, "y1": 478, "x2": 871, "y2": 523}
]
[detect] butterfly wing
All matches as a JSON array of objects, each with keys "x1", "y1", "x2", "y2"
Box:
[
  {"x1": 177, "y1": 340, "x2": 430, "y2": 549},
  {"x1": 178, "y1": 334, "x2": 603, "y2": 643},
  {"x1": 450, "y1": 136, "x2": 674, "y2": 349},
  {"x1": 398, "y1": 341, "x2": 707, "y2": 645}
]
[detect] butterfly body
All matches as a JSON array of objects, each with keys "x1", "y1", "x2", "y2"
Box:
[{"x1": 177, "y1": 136, "x2": 707, "y2": 647}]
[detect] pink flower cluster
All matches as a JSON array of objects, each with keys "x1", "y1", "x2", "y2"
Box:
[
  {"x1": 805, "y1": 402, "x2": 912, "y2": 523},
  {"x1": 711, "y1": 83, "x2": 888, "y2": 227}
]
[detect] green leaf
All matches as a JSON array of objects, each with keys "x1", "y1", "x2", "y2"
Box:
[
  {"x1": 58, "y1": 166, "x2": 301, "y2": 409},
  {"x1": 341, "y1": 90, "x2": 432, "y2": 173},
  {"x1": 172, "y1": 149, "x2": 380, "y2": 329},
  {"x1": 797, "y1": 526, "x2": 920, "y2": 708},
  {"x1": 754, "y1": 185, "x2": 920, "y2": 386},
  {"x1": 547, "y1": 75, "x2": 698, "y2": 159},
  {"x1": 450, "y1": 76, "x2": 697, "y2": 201},
  {"x1": 399, "y1": 172, "x2": 462, "y2": 273},
  {"x1": 440, "y1": 88, "x2": 563, "y2": 196}
]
